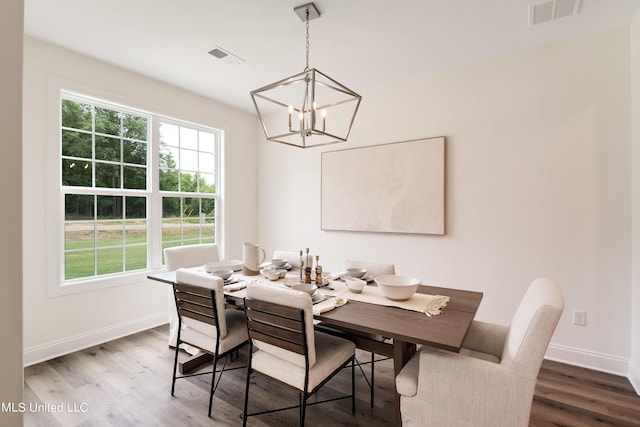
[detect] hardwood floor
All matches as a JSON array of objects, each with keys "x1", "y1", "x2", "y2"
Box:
[{"x1": 23, "y1": 325, "x2": 640, "y2": 426}]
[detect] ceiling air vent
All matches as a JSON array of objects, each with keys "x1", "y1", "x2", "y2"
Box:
[
  {"x1": 208, "y1": 46, "x2": 245, "y2": 65},
  {"x1": 529, "y1": 0, "x2": 582, "y2": 26}
]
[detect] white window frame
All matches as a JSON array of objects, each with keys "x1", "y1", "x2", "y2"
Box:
[{"x1": 46, "y1": 80, "x2": 223, "y2": 296}]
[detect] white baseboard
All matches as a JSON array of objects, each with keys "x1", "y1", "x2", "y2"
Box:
[
  {"x1": 629, "y1": 360, "x2": 640, "y2": 395},
  {"x1": 23, "y1": 312, "x2": 168, "y2": 367},
  {"x1": 545, "y1": 343, "x2": 630, "y2": 377}
]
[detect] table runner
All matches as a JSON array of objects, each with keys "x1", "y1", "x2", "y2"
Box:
[{"x1": 322, "y1": 281, "x2": 449, "y2": 317}]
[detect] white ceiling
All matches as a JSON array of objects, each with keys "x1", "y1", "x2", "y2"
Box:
[{"x1": 24, "y1": 0, "x2": 640, "y2": 113}]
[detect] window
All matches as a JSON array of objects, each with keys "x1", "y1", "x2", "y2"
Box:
[
  {"x1": 60, "y1": 94, "x2": 221, "y2": 285},
  {"x1": 159, "y1": 122, "x2": 217, "y2": 254}
]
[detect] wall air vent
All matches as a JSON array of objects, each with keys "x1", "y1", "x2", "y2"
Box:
[
  {"x1": 529, "y1": 0, "x2": 582, "y2": 26},
  {"x1": 208, "y1": 46, "x2": 245, "y2": 65}
]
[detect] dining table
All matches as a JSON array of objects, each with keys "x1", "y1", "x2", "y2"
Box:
[{"x1": 148, "y1": 268, "x2": 483, "y2": 427}]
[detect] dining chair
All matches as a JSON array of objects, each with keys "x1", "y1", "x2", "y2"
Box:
[
  {"x1": 164, "y1": 243, "x2": 220, "y2": 350},
  {"x1": 395, "y1": 277, "x2": 564, "y2": 427},
  {"x1": 242, "y1": 282, "x2": 356, "y2": 426},
  {"x1": 171, "y1": 268, "x2": 249, "y2": 417},
  {"x1": 317, "y1": 259, "x2": 396, "y2": 407}
]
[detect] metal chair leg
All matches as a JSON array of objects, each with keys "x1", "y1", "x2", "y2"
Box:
[{"x1": 370, "y1": 352, "x2": 375, "y2": 407}]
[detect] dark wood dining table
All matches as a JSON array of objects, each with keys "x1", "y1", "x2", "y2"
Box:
[{"x1": 148, "y1": 270, "x2": 483, "y2": 426}]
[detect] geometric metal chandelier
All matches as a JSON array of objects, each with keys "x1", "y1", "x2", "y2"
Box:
[{"x1": 250, "y1": 2, "x2": 361, "y2": 148}]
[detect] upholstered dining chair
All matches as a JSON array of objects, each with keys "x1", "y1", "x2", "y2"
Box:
[
  {"x1": 164, "y1": 243, "x2": 220, "y2": 349},
  {"x1": 316, "y1": 259, "x2": 396, "y2": 407},
  {"x1": 395, "y1": 277, "x2": 564, "y2": 427},
  {"x1": 171, "y1": 268, "x2": 248, "y2": 417},
  {"x1": 242, "y1": 282, "x2": 356, "y2": 426}
]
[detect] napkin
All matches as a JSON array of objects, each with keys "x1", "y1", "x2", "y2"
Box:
[
  {"x1": 312, "y1": 296, "x2": 347, "y2": 315},
  {"x1": 224, "y1": 280, "x2": 248, "y2": 292}
]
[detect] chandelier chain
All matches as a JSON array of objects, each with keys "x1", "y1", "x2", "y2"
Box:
[{"x1": 305, "y1": 9, "x2": 310, "y2": 71}]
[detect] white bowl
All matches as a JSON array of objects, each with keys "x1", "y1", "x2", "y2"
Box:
[
  {"x1": 266, "y1": 270, "x2": 281, "y2": 281},
  {"x1": 344, "y1": 276, "x2": 366, "y2": 293},
  {"x1": 211, "y1": 269, "x2": 233, "y2": 280},
  {"x1": 374, "y1": 275, "x2": 421, "y2": 301},
  {"x1": 271, "y1": 258, "x2": 288, "y2": 267},
  {"x1": 291, "y1": 283, "x2": 318, "y2": 296},
  {"x1": 345, "y1": 268, "x2": 366, "y2": 279}
]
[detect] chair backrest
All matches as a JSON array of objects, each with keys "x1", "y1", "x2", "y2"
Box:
[
  {"x1": 501, "y1": 277, "x2": 564, "y2": 378},
  {"x1": 344, "y1": 259, "x2": 396, "y2": 278},
  {"x1": 175, "y1": 268, "x2": 228, "y2": 338},
  {"x1": 164, "y1": 244, "x2": 220, "y2": 271},
  {"x1": 245, "y1": 282, "x2": 316, "y2": 367}
]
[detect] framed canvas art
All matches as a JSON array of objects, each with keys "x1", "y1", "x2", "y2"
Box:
[{"x1": 321, "y1": 136, "x2": 445, "y2": 235}]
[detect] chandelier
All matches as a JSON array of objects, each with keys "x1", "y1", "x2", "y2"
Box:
[{"x1": 250, "y1": 2, "x2": 361, "y2": 148}]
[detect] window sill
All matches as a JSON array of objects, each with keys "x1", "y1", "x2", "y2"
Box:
[{"x1": 49, "y1": 268, "x2": 166, "y2": 298}]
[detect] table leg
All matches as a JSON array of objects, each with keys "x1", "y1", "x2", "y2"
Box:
[{"x1": 393, "y1": 340, "x2": 416, "y2": 426}]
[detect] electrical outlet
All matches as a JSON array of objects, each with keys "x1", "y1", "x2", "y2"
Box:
[{"x1": 573, "y1": 310, "x2": 586, "y2": 326}]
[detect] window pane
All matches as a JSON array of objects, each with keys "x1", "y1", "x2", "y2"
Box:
[
  {"x1": 126, "y1": 245, "x2": 147, "y2": 271},
  {"x1": 95, "y1": 163, "x2": 121, "y2": 188},
  {"x1": 159, "y1": 145, "x2": 178, "y2": 169},
  {"x1": 198, "y1": 173, "x2": 215, "y2": 193},
  {"x1": 65, "y1": 222, "x2": 94, "y2": 250},
  {"x1": 125, "y1": 219, "x2": 147, "y2": 245},
  {"x1": 179, "y1": 148, "x2": 197, "y2": 172},
  {"x1": 126, "y1": 196, "x2": 146, "y2": 219},
  {"x1": 97, "y1": 221, "x2": 122, "y2": 247},
  {"x1": 180, "y1": 127, "x2": 198, "y2": 150},
  {"x1": 180, "y1": 172, "x2": 197, "y2": 192},
  {"x1": 95, "y1": 107, "x2": 121, "y2": 136},
  {"x1": 159, "y1": 122, "x2": 179, "y2": 147},
  {"x1": 62, "y1": 130, "x2": 92, "y2": 158},
  {"x1": 62, "y1": 159, "x2": 92, "y2": 187},
  {"x1": 123, "y1": 140, "x2": 147, "y2": 165},
  {"x1": 123, "y1": 165, "x2": 146, "y2": 190},
  {"x1": 199, "y1": 131, "x2": 216, "y2": 153},
  {"x1": 97, "y1": 247, "x2": 124, "y2": 275},
  {"x1": 159, "y1": 168, "x2": 179, "y2": 191},
  {"x1": 95, "y1": 135, "x2": 121, "y2": 162},
  {"x1": 122, "y1": 113, "x2": 147, "y2": 141},
  {"x1": 162, "y1": 196, "x2": 180, "y2": 218},
  {"x1": 97, "y1": 195, "x2": 123, "y2": 219},
  {"x1": 182, "y1": 218, "x2": 200, "y2": 240},
  {"x1": 199, "y1": 152, "x2": 215, "y2": 174},
  {"x1": 61, "y1": 99, "x2": 92, "y2": 131},
  {"x1": 162, "y1": 219, "x2": 181, "y2": 242},
  {"x1": 201, "y1": 198, "x2": 215, "y2": 216},
  {"x1": 65, "y1": 250, "x2": 95, "y2": 280}
]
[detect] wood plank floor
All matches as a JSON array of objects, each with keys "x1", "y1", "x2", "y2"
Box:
[{"x1": 23, "y1": 325, "x2": 640, "y2": 426}]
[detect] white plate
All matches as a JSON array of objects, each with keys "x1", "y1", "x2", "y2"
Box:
[
  {"x1": 205, "y1": 260, "x2": 243, "y2": 272},
  {"x1": 341, "y1": 273, "x2": 374, "y2": 283},
  {"x1": 312, "y1": 292, "x2": 326, "y2": 304},
  {"x1": 224, "y1": 276, "x2": 239, "y2": 285}
]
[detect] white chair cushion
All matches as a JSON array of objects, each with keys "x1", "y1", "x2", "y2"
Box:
[
  {"x1": 175, "y1": 268, "x2": 228, "y2": 338},
  {"x1": 246, "y1": 282, "x2": 316, "y2": 367},
  {"x1": 180, "y1": 309, "x2": 248, "y2": 355},
  {"x1": 251, "y1": 331, "x2": 355, "y2": 391}
]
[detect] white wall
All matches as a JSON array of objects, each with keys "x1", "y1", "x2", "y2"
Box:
[
  {"x1": 630, "y1": 8, "x2": 640, "y2": 393},
  {"x1": 257, "y1": 28, "x2": 633, "y2": 374},
  {"x1": 1, "y1": 1, "x2": 24, "y2": 425},
  {"x1": 22, "y1": 37, "x2": 258, "y2": 365}
]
